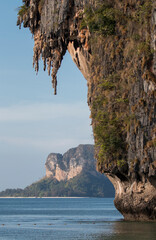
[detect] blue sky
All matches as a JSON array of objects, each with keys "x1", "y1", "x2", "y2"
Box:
[{"x1": 0, "y1": 1, "x2": 93, "y2": 191}]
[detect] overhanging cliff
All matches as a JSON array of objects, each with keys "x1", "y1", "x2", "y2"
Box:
[{"x1": 17, "y1": 0, "x2": 156, "y2": 221}]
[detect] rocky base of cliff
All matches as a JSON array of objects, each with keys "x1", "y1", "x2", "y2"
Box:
[{"x1": 107, "y1": 174, "x2": 156, "y2": 221}]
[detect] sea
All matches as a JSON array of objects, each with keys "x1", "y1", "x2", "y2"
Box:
[{"x1": 0, "y1": 198, "x2": 155, "y2": 240}]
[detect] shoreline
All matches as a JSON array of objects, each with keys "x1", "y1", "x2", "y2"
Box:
[{"x1": 0, "y1": 197, "x2": 90, "y2": 199}]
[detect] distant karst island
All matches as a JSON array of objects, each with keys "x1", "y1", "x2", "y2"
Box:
[{"x1": 0, "y1": 145, "x2": 115, "y2": 197}]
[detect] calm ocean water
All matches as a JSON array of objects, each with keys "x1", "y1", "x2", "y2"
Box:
[{"x1": 0, "y1": 198, "x2": 155, "y2": 240}]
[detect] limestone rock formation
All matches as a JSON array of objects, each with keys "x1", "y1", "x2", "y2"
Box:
[
  {"x1": 45, "y1": 144, "x2": 98, "y2": 181},
  {"x1": 17, "y1": 0, "x2": 156, "y2": 220},
  {"x1": 0, "y1": 144, "x2": 115, "y2": 197}
]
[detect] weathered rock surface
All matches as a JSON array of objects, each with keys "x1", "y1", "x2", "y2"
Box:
[
  {"x1": 45, "y1": 144, "x2": 99, "y2": 181},
  {"x1": 17, "y1": 0, "x2": 156, "y2": 220}
]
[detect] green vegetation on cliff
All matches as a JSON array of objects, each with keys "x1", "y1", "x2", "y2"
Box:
[
  {"x1": 91, "y1": 73, "x2": 128, "y2": 171},
  {"x1": 17, "y1": 5, "x2": 29, "y2": 18},
  {"x1": 80, "y1": 2, "x2": 116, "y2": 36},
  {"x1": 87, "y1": 0, "x2": 155, "y2": 177}
]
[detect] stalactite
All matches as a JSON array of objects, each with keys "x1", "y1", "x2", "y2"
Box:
[{"x1": 17, "y1": 0, "x2": 93, "y2": 94}]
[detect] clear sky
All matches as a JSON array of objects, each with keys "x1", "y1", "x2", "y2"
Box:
[{"x1": 0, "y1": 1, "x2": 93, "y2": 191}]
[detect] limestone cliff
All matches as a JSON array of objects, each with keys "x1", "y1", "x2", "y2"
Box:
[
  {"x1": 45, "y1": 144, "x2": 98, "y2": 181},
  {"x1": 17, "y1": 0, "x2": 156, "y2": 220},
  {"x1": 0, "y1": 144, "x2": 115, "y2": 197}
]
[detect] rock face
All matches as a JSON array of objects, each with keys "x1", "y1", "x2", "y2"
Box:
[
  {"x1": 45, "y1": 144, "x2": 96, "y2": 181},
  {"x1": 17, "y1": 0, "x2": 156, "y2": 220}
]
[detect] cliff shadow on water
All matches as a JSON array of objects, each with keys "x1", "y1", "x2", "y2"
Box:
[{"x1": 17, "y1": 0, "x2": 156, "y2": 221}]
